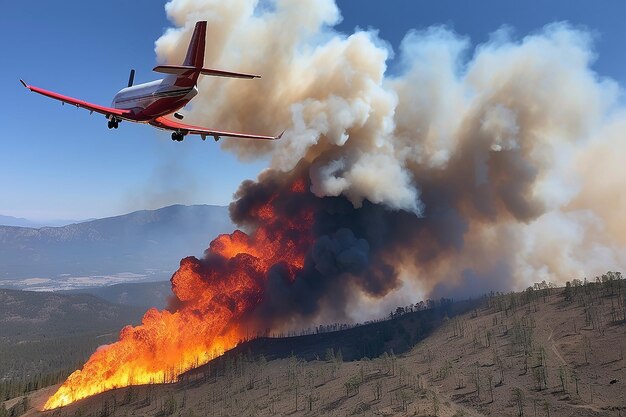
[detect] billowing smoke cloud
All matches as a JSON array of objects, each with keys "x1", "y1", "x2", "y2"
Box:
[{"x1": 156, "y1": 0, "x2": 626, "y2": 321}]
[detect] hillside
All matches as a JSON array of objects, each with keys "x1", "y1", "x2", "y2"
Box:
[
  {"x1": 0, "y1": 289, "x2": 146, "y2": 400},
  {"x1": 0, "y1": 204, "x2": 233, "y2": 286},
  {"x1": 14, "y1": 280, "x2": 626, "y2": 417},
  {"x1": 185, "y1": 298, "x2": 479, "y2": 366},
  {"x1": 64, "y1": 281, "x2": 171, "y2": 309}
]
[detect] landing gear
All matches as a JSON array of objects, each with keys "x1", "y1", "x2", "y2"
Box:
[
  {"x1": 107, "y1": 119, "x2": 119, "y2": 129},
  {"x1": 171, "y1": 132, "x2": 185, "y2": 142}
]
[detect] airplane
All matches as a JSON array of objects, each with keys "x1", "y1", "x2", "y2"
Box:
[{"x1": 20, "y1": 21, "x2": 282, "y2": 142}]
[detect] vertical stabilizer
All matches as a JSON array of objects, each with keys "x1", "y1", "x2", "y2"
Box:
[
  {"x1": 183, "y1": 21, "x2": 207, "y2": 68},
  {"x1": 153, "y1": 21, "x2": 261, "y2": 85}
]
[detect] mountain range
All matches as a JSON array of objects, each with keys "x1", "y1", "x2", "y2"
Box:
[
  {"x1": 0, "y1": 204, "x2": 234, "y2": 287},
  {"x1": 0, "y1": 214, "x2": 90, "y2": 228}
]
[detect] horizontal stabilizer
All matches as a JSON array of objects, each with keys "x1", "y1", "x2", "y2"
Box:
[{"x1": 153, "y1": 65, "x2": 260, "y2": 79}]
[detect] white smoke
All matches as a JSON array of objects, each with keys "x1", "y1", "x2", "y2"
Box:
[{"x1": 155, "y1": 0, "x2": 626, "y2": 294}]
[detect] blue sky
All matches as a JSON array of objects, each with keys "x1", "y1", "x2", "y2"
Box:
[{"x1": 1, "y1": 0, "x2": 625, "y2": 221}]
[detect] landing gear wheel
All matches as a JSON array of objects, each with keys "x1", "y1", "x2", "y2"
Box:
[
  {"x1": 171, "y1": 132, "x2": 184, "y2": 142},
  {"x1": 107, "y1": 120, "x2": 119, "y2": 129}
]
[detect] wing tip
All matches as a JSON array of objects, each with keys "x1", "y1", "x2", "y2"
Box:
[
  {"x1": 19, "y1": 79, "x2": 28, "y2": 89},
  {"x1": 275, "y1": 130, "x2": 285, "y2": 140}
]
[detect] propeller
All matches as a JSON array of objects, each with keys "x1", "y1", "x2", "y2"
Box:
[{"x1": 127, "y1": 69, "x2": 135, "y2": 87}]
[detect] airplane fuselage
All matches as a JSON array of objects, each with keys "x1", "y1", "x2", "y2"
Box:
[
  {"x1": 21, "y1": 20, "x2": 280, "y2": 142},
  {"x1": 111, "y1": 76, "x2": 198, "y2": 122}
]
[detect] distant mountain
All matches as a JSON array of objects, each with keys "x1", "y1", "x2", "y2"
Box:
[
  {"x1": 0, "y1": 214, "x2": 37, "y2": 227},
  {"x1": 0, "y1": 204, "x2": 234, "y2": 284},
  {"x1": 0, "y1": 214, "x2": 88, "y2": 228}
]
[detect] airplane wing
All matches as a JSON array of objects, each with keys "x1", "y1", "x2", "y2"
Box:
[
  {"x1": 149, "y1": 116, "x2": 283, "y2": 141},
  {"x1": 20, "y1": 80, "x2": 132, "y2": 118}
]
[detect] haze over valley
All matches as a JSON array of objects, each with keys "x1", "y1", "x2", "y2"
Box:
[{"x1": 0, "y1": 205, "x2": 233, "y2": 291}]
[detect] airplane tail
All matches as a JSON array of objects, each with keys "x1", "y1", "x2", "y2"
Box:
[
  {"x1": 154, "y1": 21, "x2": 260, "y2": 85},
  {"x1": 183, "y1": 21, "x2": 206, "y2": 68}
]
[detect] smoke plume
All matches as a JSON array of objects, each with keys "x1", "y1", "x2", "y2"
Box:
[{"x1": 157, "y1": 0, "x2": 625, "y2": 310}]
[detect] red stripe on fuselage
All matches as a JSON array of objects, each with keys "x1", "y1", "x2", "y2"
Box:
[
  {"x1": 113, "y1": 84, "x2": 197, "y2": 122},
  {"x1": 131, "y1": 95, "x2": 192, "y2": 121}
]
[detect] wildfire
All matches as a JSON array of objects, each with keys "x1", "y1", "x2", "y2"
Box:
[{"x1": 44, "y1": 184, "x2": 313, "y2": 409}]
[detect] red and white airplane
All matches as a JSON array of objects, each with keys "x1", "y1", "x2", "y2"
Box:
[{"x1": 21, "y1": 21, "x2": 281, "y2": 142}]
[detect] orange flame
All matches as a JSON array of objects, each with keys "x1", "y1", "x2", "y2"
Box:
[{"x1": 44, "y1": 196, "x2": 313, "y2": 409}]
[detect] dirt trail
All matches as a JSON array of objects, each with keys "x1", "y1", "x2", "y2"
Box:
[{"x1": 548, "y1": 328, "x2": 567, "y2": 366}]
